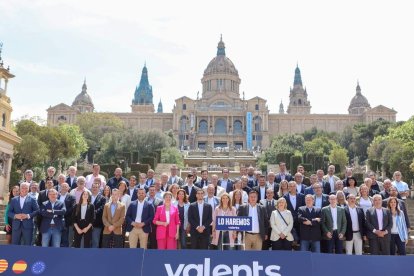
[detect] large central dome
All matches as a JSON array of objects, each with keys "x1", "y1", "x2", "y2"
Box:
[{"x1": 203, "y1": 36, "x2": 239, "y2": 77}]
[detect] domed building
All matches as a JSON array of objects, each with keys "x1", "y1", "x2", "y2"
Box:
[
  {"x1": 47, "y1": 36, "x2": 397, "y2": 156},
  {"x1": 72, "y1": 80, "x2": 94, "y2": 113}
]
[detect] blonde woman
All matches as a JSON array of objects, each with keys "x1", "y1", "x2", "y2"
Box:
[
  {"x1": 356, "y1": 184, "x2": 372, "y2": 214},
  {"x1": 270, "y1": 197, "x2": 294, "y2": 250},
  {"x1": 277, "y1": 180, "x2": 289, "y2": 198},
  {"x1": 211, "y1": 193, "x2": 237, "y2": 250}
]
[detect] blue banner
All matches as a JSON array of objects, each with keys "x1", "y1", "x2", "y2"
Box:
[
  {"x1": 0, "y1": 245, "x2": 144, "y2": 276},
  {"x1": 215, "y1": 216, "x2": 252, "y2": 231},
  {"x1": 246, "y1": 112, "x2": 252, "y2": 150}
]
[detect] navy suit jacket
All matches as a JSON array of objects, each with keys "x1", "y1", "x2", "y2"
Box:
[
  {"x1": 275, "y1": 173, "x2": 293, "y2": 183},
  {"x1": 8, "y1": 196, "x2": 39, "y2": 230},
  {"x1": 59, "y1": 193, "x2": 76, "y2": 227},
  {"x1": 304, "y1": 186, "x2": 314, "y2": 195},
  {"x1": 40, "y1": 200, "x2": 66, "y2": 232},
  {"x1": 218, "y1": 179, "x2": 233, "y2": 193},
  {"x1": 313, "y1": 194, "x2": 329, "y2": 208},
  {"x1": 92, "y1": 194, "x2": 106, "y2": 228},
  {"x1": 183, "y1": 185, "x2": 200, "y2": 203},
  {"x1": 125, "y1": 200, "x2": 155, "y2": 233},
  {"x1": 66, "y1": 176, "x2": 78, "y2": 190},
  {"x1": 39, "y1": 179, "x2": 58, "y2": 191},
  {"x1": 127, "y1": 187, "x2": 138, "y2": 201},
  {"x1": 188, "y1": 202, "x2": 213, "y2": 236},
  {"x1": 344, "y1": 206, "x2": 366, "y2": 241},
  {"x1": 284, "y1": 193, "x2": 305, "y2": 223}
]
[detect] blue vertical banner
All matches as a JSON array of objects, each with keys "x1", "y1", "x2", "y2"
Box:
[{"x1": 246, "y1": 112, "x2": 252, "y2": 150}]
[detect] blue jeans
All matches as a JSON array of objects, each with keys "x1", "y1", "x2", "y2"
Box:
[
  {"x1": 300, "y1": 240, "x2": 320, "y2": 253},
  {"x1": 42, "y1": 227, "x2": 62, "y2": 247},
  {"x1": 91, "y1": 227, "x2": 102, "y2": 248}
]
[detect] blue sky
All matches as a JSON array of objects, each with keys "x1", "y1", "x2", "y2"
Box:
[{"x1": 1, "y1": 0, "x2": 413, "y2": 122}]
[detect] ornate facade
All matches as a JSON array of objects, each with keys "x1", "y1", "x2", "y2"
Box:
[
  {"x1": 47, "y1": 37, "x2": 397, "y2": 150},
  {"x1": 0, "y1": 44, "x2": 22, "y2": 202}
]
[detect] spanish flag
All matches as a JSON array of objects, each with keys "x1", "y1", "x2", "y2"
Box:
[{"x1": 12, "y1": 260, "x2": 27, "y2": 274}]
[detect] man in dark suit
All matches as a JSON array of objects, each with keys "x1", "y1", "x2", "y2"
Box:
[
  {"x1": 8, "y1": 182, "x2": 39, "y2": 245},
  {"x1": 260, "y1": 188, "x2": 277, "y2": 250},
  {"x1": 246, "y1": 167, "x2": 257, "y2": 188},
  {"x1": 39, "y1": 167, "x2": 58, "y2": 191},
  {"x1": 365, "y1": 194, "x2": 393, "y2": 255},
  {"x1": 313, "y1": 183, "x2": 329, "y2": 209},
  {"x1": 36, "y1": 179, "x2": 56, "y2": 245},
  {"x1": 126, "y1": 188, "x2": 155, "y2": 249},
  {"x1": 127, "y1": 175, "x2": 138, "y2": 201},
  {"x1": 241, "y1": 176, "x2": 252, "y2": 194},
  {"x1": 293, "y1": 173, "x2": 308, "y2": 195},
  {"x1": 218, "y1": 168, "x2": 233, "y2": 193},
  {"x1": 160, "y1": 173, "x2": 171, "y2": 192},
  {"x1": 297, "y1": 165, "x2": 311, "y2": 186},
  {"x1": 266, "y1": 172, "x2": 279, "y2": 200},
  {"x1": 304, "y1": 174, "x2": 319, "y2": 195},
  {"x1": 253, "y1": 175, "x2": 268, "y2": 202},
  {"x1": 39, "y1": 188, "x2": 66, "y2": 247},
  {"x1": 344, "y1": 194, "x2": 366, "y2": 255},
  {"x1": 284, "y1": 181, "x2": 305, "y2": 241},
  {"x1": 167, "y1": 164, "x2": 184, "y2": 186},
  {"x1": 188, "y1": 189, "x2": 212, "y2": 249},
  {"x1": 237, "y1": 190, "x2": 269, "y2": 250},
  {"x1": 275, "y1": 162, "x2": 293, "y2": 183},
  {"x1": 380, "y1": 179, "x2": 393, "y2": 199},
  {"x1": 195, "y1": 170, "x2": 209, "y2": 188},
  {"x1": 146, "y1": 184, "x2": 163, "y2": 249},
  {"x1": 383, "y1": 186, "x2": 410, "y2": 229},
  {"x1": 58, "y1": 183, "x2": 76, "y2": 247},
  {"x1": 298, "y1": 195, "x2": 322, "y2": 252},
  {"x1": 107, "y1": 168, "x2": 129, "y2": 190},
  {"x1": 183, "y1": 174, "x2": 200, "y2": 203},
  {"x1": 66, "y1": 166, "x2": 78, "y2": 190},
  {"x1": 90, "y1": 182, "x2": 106, "y2": 248}
]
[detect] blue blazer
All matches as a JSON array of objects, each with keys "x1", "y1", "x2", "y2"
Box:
[
  {"x1": 40, "y1": 200, "x2": 66, "y2": 232},
  {"x1": 8, "y1": 196, "x2": 39, "y2": 230},
  {"x1": 127, "y1": 187, "x2": 138, "y2": 201},
  {"x1": 125, "y1": 200, "x2": 155, "y2": 233},
  {"x1": 275, "y1": 173, "x2": 293, "y2": 184},
  {"x1": 284, "y1": 193, "x2": 306, "y2": 222},
  {"x1": 66, "y1": 176, "x2": 78, "y2": 190}
]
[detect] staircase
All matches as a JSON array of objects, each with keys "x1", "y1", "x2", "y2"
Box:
[
  {"x1": 0, "y1": 205, "x2": 7, "y2": 245},
  {"x1": 405, "y1": 198, "x2": 414, "y2": 254}
]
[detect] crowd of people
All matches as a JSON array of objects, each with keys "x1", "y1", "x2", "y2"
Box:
[{"x1": 3, "y1": 163, "x2": 411, "y2": 255}]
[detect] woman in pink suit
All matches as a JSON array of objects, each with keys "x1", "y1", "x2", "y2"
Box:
[{"x1": 153, "y1": 191, "x2": 180, "y2": 249}]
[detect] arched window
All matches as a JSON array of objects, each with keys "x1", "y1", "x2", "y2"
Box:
[
  {"x1": 214, "y1": 118, "x2": 227, "y2": 134},
  {"x1": 182, "y1": 104, "x2": 187, "y2": 110},
  {"x1": 199, "y1": 120, "x2": 208, "y2": 134},
  {"x1": 234, "y1": 120, "x2": 243, "y2": 134},
  {"x1": 254, "y1": 116, "x2": 262, "y2": 132},
  {"x1": 57, "y1": 115, "x2": 67, "y2": 121},
  {"x1": 2, "y1": 113, "x2": 6, "y2": 127}
]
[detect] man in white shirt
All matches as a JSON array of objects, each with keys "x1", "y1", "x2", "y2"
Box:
[
  {"x1": 253, "y1": 175, "x2": 268, "y2": 202},
  {"x1": 66, "y1": 166, "x2": 78, "y2": 190},
  {"x1": 204, "y1": 174, "x2": 225, "y2": 198},
  {"x1": 392, "y1": 171, "x2": 410, "y2": 200},
  {"x1": 344, "y1": 194, "x2": 365, "y2": 255},
  {"x1": 203, "y1": 184, "x2": 219, "y2": 212},
  {"x1": 237, "y1": 191, "x2": 268, "y2": 250},
  {"x1": 85, "y1": 164, "x2": 107, "y2": 190},
  {"x1": 28, "y1": 182, "x2": 39, "y2": 201},
  {"x1": 323, "y1": 165, "x2": 340, "y2": 194},
  {"x1": 188, "y1": 189, "x2": 212, "y2": 249},
  {"x1": 160, "y1": 173, "x2": 170, "y2": 192},
  {"x1": 168, "y1": 164, "x2": 184, "y2": 186}
]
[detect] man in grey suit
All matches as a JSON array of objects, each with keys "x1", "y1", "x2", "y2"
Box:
[
  {"x1": 366, "y1": 194, "x2": 392, "y2": 255},
  {"x1": 321, "y1": 194, "x2": 347, "y2": 254},
  {"x1": 167, "y1": 164, "x2": 184, "y2": 186}
]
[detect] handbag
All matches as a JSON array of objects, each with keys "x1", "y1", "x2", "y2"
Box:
[{"x1": 276, "y1": 209, "x2": 298, "y2": 241}]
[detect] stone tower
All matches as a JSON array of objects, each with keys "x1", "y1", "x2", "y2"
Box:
[
  {"x1": 287, "y1": 64, "x2": 311, "y2": 114},
  {"x1": 132, "y1": 64, "x2": 155, "y2": 113}
]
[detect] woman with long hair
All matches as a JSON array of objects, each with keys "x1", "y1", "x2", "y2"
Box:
[
  {"x1": 388, "y1": 197, "x2": 408, "y2": 255},
  {"x1": 169, "y1": 184, "x2": 180, "y2": 202},
  {"x1": 336, "y1": 191, "x2": 347, "y2": 207},
  {"x1": 277, "y1": 180, "x2": 289, "y2": 198},
  {"x1": 4, "y1": 185, "x2": 19, "y2": 244},
  {"x1": 153, "y1": 192, "x2": 180, "y2": 249},
  {"x1": 102, "y1": 185, "x2": 112, "y2": 203},
  {"x1": 173, "y1": 189, "x2": 190, "y2": 249},
  {"x1": 231, "y1": 189, "x2": 243, "y2": 211},
  {"x1": 117, "y1": 181, "x2": 131, "y2": 211},
  {"x1": 229, "y1": 180, "x2": 248, "y2": 203},
  {"x1": 211, "y1": 193, "x2": 237, "y2": 250},
  {"x1": 356, "y1": 184, "x2": 372, "y2": 214},
  {"x1": 72, "y1": 191, "x2": 95, "y2": 248}
]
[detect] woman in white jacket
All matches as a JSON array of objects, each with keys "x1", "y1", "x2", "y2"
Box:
[{"x1": 270, "y1": 197, "x2": 294, "y2": 250}]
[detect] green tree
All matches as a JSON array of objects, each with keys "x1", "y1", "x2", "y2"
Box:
[
  {"x1": 58, "y1": 124, "x2": 88, "y2": 161},
  {"x1": 329, "y1": 147, "x2": 349, "y2": 171},
  {"x1": 14, "y1": 134, "x2": 48, "y2": 170},
  {"x1": 161, "y1": 147, "x2": 184, "y2": 167},
  {"x1": 303, "y1": 137, "x2": 337, "y2": 155}
]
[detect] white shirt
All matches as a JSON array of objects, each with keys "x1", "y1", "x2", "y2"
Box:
[
  {"x1": 259, "y1": 186, "x2": 266, "y2": 200},
  {"x1": 85, "y1": 174, "x2": 106, "y2": 190},
  {"x1": 248, "y1": 204, "x2": 260, "y2": 233},
  {"x1": 330, "y1": 206, "x2": 338, "y2": 230},
  {"x1": 50, "y1": 201, "x2": 56, "y2": 225},
  {"x1": 59, "y1": 193, "x2": 67, "y2": 203},
  {"x1": 129, "y1": 187, "x2": 136, "y2": 196},
  {"x1": 348, "y1": 206, "x2": 359, "y2": 231},
  {"x1": 289, "y1": 194, "x2": 297, "y2": 210},
  {"x1": 166, "y1": 210, "x2": 170, "y2": 224},
  {"x1": 221, "y1": 179, "x2": 228, "y2": 190},
  {"x1": 162, "y1": 183, "x2": 169, "y2": 191},
  {"x1": 391, "y1": 215, "x2": 398, "y2": 234},
  {"x1": 296, "y1": 185, "x2": 303, "y2": 194},
  {"x1": 315, "y1": 196, "x2": 322, "y2": 209},
  {"x1": 207, "y1": 197, "x2": 215, "y2": 209},
  {"x1": 375, "y1": 208, "x2": 383, "y2": 230},
  {"x1": 392, "y1": 181, "x2": 409, "y2": 199},
  {"x1": 19, "y1": 196, "x2": 27, "y2": 210},
  {"x1": 328, "y1": 176, "x2": 335, "y2": 192},
  {"x1": 91, "y1": 194, "x2": 97, "y2": 204},
  {"x1": 197, "y1": 202, "x2": 204, "y2": 227},
  {"x1": 81, "y1": 205, "x2": 87, "y2": 220},
  {"x1": 135, "y1": 200, "x2": 145, "y2": 223},
  {"x1": 187, "y1": 184, "x2": 193, "y2": 196}
]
